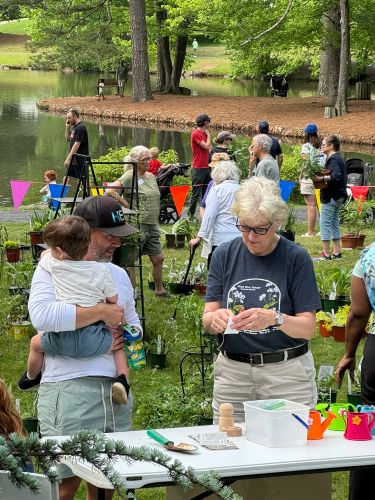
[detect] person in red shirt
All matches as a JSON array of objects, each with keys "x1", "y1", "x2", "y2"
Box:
[
  {"x1": 188, "y1": 113, "x2": 212, "y2": 217},
  {"x1": 148, "y1": 147, "x2": 169, "y2": 176}
]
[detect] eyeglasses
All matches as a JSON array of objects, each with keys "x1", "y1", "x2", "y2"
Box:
[
  {"x1": 139, "y1": 156, "x2": 151, "y2": 162},
  {"x1": 236, "y1": 221, "x2": 273, "y2": 235}
]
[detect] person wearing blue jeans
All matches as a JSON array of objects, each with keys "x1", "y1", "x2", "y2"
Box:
[{"x1": 313, "y1": 135, "x2": 347, "y2": 261}]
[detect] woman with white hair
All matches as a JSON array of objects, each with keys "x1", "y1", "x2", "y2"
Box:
[
  {"x1": 107, "y1": 145, "x2": 167, "y2": 297},
  {"x1": 189, "y1": 160, "x2": 241, "y2": 267},
  {"x1": 202, "y1": 177, "x2": 320, "y2": 422}
]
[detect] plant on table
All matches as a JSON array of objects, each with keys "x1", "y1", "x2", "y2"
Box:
[{"x1": 316, "y1": 375, "x2": 338, "y2": 404}]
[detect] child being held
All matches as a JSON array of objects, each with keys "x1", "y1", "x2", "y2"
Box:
[
  {"x1": 40, "y1": 170, "x2": 57, "y2": 206},
  {"x1": 18, "y1": 215, "x2": 131, "y2": 404},
  {"x1": 97, "y1": 78, "x2": 105, "y2": 100},
  {"x1": 148, "y1": 147, "x2": 170, "y2": 176}
]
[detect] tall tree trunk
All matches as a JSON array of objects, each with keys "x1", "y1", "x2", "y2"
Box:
[
  {"x1": 155, "y1": 4, "x2": 172, "y2": 92},
  {"x1": 169, "y1": 35, "x2": 188, "y2": 94},
  {"x1": 317, "y1": 4, "x2": 340, "y2": 105},
  {"x1": 129, "y1": 0, "x2": 153, "y2": 102},
  {"x1": 335, "y1": 0, "x2": 350, "y2": 116}
]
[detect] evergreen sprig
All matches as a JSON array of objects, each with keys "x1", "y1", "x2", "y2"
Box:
[{"x1": 0, "y1": 431, "x2": 242, "y2": 499}]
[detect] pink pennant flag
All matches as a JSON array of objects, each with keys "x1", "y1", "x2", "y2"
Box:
[{"x1": 10, "y1": 180, "x2": 32, "y2": 209}]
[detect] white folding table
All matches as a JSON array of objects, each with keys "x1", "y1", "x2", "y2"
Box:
[{"x1": 56, "y1": 424, "x2": 375, "y2": 499}]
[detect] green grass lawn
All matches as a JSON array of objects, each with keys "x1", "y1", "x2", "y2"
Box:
[
  {"x1": 0, "y1": 18, "x2": 29, "y2": 35},
  {"x1": 0, "y1": 217, "x2": 372, "y2": 499}
]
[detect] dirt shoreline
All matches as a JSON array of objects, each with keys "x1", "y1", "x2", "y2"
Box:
[{"x1": 37, "y1": 94, "x2": 375, "y2": 146}]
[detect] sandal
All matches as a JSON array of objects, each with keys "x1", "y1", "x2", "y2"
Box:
[{"x1": 155, "y1": 290, "x2": 170, "y2": 298}]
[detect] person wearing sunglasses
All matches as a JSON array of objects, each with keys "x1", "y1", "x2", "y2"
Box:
[{"x1": 202, "y1": 177, "x2": 321, "y2": 423}]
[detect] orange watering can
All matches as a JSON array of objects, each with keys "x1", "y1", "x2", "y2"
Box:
[{"x1": 307, "y1": 410, "x2": 337, "y2": 440}]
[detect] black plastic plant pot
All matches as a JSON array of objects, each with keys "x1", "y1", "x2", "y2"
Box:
[
  {"x1": 347, "y1": 393, "x2": 361, "y2": 406},
  {"x1": 23, "y1": 418, "x2": 39, "y2": 435},
  {"x1": 147, "y1": 352, "x2": 167, "y2": 369},
  {"x1": 168, "y1": 283, "x2": 195, "y2": 295},
  {"x1": 165, "y1": 234, "x2": 176, "y2": 248},
  {"x1": 112, "y1": 245, "x2": 137, "y2": 267},
  {"x1": 279, "y1": 230, "x2": 295, "y2": 242}
]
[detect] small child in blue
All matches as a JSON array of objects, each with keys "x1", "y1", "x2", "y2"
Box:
[{"x1": 18, "y1": 215, "x2": 131, "y2": 404}]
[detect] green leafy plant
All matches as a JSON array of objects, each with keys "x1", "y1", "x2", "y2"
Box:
[
  {"x1": 0, "y1": 223, "x2": 9, "y2": 247},
  {"x1": 300, "y1": 149, "x2": 326, "y2": 179},
  {"x1": 158, "y1": 148, "x2": 179, "y2": 164},
  {"x1": 315, "y1": 267, "x2": 352, "y2": 299},
  {"x1": 316, "y1": 305, "x2": 350, "y2": 332},
  {"x1": 4, "y1": 261, "x2": 34, "y2": 290},
  {"x1": 5, "y1": 293, "x2": 29, "y2": 325},
  {"x1": 92, "y1": 146, "x2": 129, "y2": 184},
  {"x1": 280, "y1": 145, "x2": 301, "y2": 182},
  {"x1": 316, "y1": 375, "x2": 337, "y2": 403},
  {"x1": 171, "y1": 217, "x2": 195, "y2": 239},
  {"x1": 283, "y1": 206, "x2": 296, "y2": 232},
  {"x1": 340, "y1": 199, "x2": 371, "y2": 236},
  {"x1": 29, "y1": 209, "x2": 53, "y2": 232},
  {"x1": 3, "y1": 240, "x2": 19, "y2": 249}
]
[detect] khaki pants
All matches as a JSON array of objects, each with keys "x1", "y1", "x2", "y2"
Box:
[{"x1": 213, "y1": 351, "x2": 317, "y2": 423}]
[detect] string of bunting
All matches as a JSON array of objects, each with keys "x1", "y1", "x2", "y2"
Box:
[{"x1": 8, "y1": 178, "x2": 371, "y2": 213}]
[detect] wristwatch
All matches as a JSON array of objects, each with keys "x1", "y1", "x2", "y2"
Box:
[{"x1": 274, "y1": 310, "x2": 284, "y2": 327}]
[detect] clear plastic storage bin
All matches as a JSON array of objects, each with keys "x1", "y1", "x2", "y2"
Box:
[{"x1": 243, "y1": 399, "x2": 309, "y2": 448}]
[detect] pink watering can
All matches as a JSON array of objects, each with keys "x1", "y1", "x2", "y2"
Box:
[
  {"x1": 342, "y1": 410, "x2": 375, "y2": 441},
  {"x1": 307, "y1": 410, "x2": 337, "y2": 440}
]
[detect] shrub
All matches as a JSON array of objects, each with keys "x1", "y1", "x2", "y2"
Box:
[
  {"x1": 280, "y1": 145, "x2": 301, "y2": 181},
  {"x1": 92, "y1": 147, "x2": 129, "y2": 184}
]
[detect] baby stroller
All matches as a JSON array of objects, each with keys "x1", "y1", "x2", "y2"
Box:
[
  {"x1": 270, "y1": 74, "x2": 289, "y2": 97},
  {"x1": 157, "y1": 163, "x2": 190, "y2": 223},
  {"x1": 346, "y1": 158, "x2": 373, "y2": 191}
]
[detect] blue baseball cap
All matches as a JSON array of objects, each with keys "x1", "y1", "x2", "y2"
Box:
[{"x1": 304, "y1": 123, "x2": 318, "y2": 134}]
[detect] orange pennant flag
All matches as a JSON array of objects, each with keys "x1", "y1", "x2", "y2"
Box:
[{"x1": 170, "y1": 185, "x2": 191, "y2": 216}]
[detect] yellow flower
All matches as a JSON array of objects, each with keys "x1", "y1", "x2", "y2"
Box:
[{"x1": 352, "y1": 416, "x2": 362, "y2": 426}]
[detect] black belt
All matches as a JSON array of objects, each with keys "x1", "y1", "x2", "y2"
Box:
[{"x1": 222, "y1": 343, "x2": 308, "y2": 366}]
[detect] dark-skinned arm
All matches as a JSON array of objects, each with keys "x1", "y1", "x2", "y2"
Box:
[{"x1": 335, "y1": 276, "x2": 371, "y2": 387}]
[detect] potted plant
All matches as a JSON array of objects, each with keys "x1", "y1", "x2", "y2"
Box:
[
  {"x1": 164, "y1": 258, "x2": 195, "y2": 295},
  {"x1": 191, "y1": 262, "x2": 208, "y2": 295},
  {"x1": 300, "y1": 152, "x2": 330, "y2": 189},
  {"x1": 347, "y1": 368, "x2": 362, "y2": 406},
  {"x1": 145, "y1": 335, "x2": 168, "y2": 369},
  {"x1": 112, "y1": 231, "x2": 140, "y2": 267},
  {"x1": 315, "y1": 267, "x2": 351, "y2": 313},
  {"x1": 340, "y1": 199, "x2": 369, "y2": 248},
  {"x1": 279, "y1": 206, "x2": 296, "y2": 241},
  {"x1": 3, "y1": 240, "x2": 20, "y2": 263},
  {"x1": 21, "y1": 393, "x2": 39, "y2": 435},
  {"x1": 164, "y1": 217, "x2": 195, "y2": 249},
  {"x1": 5, "y1": 261, "x2": 34, "y2": 296},
  {"x1": 6, "y1": 293, "x2": 32, "y2": 340},
  {"x1": 316, "y1": 375, "x2": 338, "y2": 404},
  {"x1": 316, "y1": 305, "x2": 350, "y2": 342},
  {"x1": 29, "y1": 209, "x2": 52, "y2": 245}
]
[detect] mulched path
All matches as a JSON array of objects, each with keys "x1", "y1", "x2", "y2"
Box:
[{"x1": 38, "y1": 94, "x2": 375, "y2": 146}]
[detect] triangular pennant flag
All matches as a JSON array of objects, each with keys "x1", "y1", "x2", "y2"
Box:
[
  {"x1": 350, "y1": 186, "x2": 369, "y2": 202},
  {"x1": 279, "y1": 180, "x2": 296, "y2": 202},
  {"x1": 10, "y1": 180, "x2": 32, "y2": 209},
  {"x1": 49, "y1": 184, "x2": 69, "y2": 211},
  {"x1": 170, "y1": 185, "x2": 191, "y2": 216}
]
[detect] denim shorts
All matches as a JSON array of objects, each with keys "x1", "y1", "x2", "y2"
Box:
[
  {"x1": 38, "y1": 377, "x2": 133, "y2": 478},
  {"x1": 40, "y1": 322, "x2": 112, "y2": 358}
]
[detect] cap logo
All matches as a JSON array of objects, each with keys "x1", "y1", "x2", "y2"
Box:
[{"x1": 111, "y1": 210, "x2": 125, "y2": 224}]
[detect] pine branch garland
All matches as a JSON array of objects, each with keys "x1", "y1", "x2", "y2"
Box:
[{"x1": 0, "y1": 431, "x2": 242, "y2": 499}]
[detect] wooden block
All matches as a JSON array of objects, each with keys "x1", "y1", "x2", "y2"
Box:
[{"x1": 222, "y1": 425, "x2": 242, "y2": 437}]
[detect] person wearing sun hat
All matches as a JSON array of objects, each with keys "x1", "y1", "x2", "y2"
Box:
[
  {"x1": 26, "y1": 195, "x2": 141, "y2": 500},
  {"x1": 300, "y1": 123, "x2": 326, "y2": 238}
]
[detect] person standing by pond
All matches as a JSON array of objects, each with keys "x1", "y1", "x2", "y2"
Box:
[
  {"x1": 209, "y1": 131, "x2": 236, "y2": 163},
  {"x1": 313, "y1": 134, "x2": 347, "y2": 261},
  {"x1": 299, "y1": 123, "x2": 325, "y2": 238},
  {"x1": 249, "y1": 134, "x2": 279, "y2": 181},
  {"x1": 64, "y1": 108, "x2": 89, "y2": 179},
  {"x1": 192, "y1": 38, "x2": 199, "y2": 57},
  {"x1": 116, "y1": 60, "x2": 130, "y2": 98},
  {"x1": 107, "y1": 146, "x2": 168, "y2": 298},
  {"x1": 189, "y1": 113, "x2": 212, "y2": 218}
]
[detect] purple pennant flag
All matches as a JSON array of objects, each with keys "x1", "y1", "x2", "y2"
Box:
[{"x1": 10, "y1": 180, "x2": 32, "y2": 209}]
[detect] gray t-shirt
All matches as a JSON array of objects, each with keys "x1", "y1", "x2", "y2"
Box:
[
  {"x1": 256, "y1": 156, "x2": 279, "y2": 181},
  {"x1": 205, "y1": 236, "x2": 321, "y2": 353}
]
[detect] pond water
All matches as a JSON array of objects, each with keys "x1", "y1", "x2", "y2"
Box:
[{"x1": 0, "y1": 69, "x2": 374, "y2": 206}]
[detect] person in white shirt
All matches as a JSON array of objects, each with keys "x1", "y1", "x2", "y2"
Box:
[
  {"x1": 23, "y1": 196, "x2": 141, "y2": 500},
  {"x1": 19, "y1": 215, "x2": 136, "y2": 405},
  {"x1": 189, "y1": 160, "x2": 241, "y2": 267}
]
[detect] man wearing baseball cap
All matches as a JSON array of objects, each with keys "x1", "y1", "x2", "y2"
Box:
[
  {"x1": 189, "y1": 113, "x2": 212, "y2": 217},
  {"x1": 209, "y1": 131, "x2": 236, "y2": 162},
  {"x1": 28, "y1": 196, "x2": 140, "y2": 500}
]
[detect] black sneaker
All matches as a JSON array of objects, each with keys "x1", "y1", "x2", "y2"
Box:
[
  {"x1": 112, "y1": 374, "x2": 130, "y2": 404},
  {"x1": 17, "y1": 371, "x2": 42, "y2": 391},
  {"x1": 331, "y1": 253, "x2": 342, "y2": 259}
]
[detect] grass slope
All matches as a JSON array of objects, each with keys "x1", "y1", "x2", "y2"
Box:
[{"x1": 0, "y1": 19, "x2": 30, "y2": 67}]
